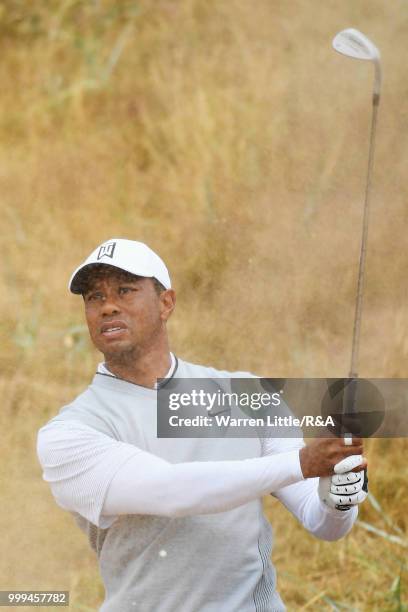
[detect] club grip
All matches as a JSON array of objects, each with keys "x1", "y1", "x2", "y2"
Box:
[
  {"x1": 335, "y1": 434, "x2": 367, "y2": 510},
  {"x1": 362, "y1": 466, "x2": 368, "y2": 493}
]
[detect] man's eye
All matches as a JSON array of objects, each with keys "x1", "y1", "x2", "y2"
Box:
[
  {"x1": 87, "y1": 293, "x2": 102, "y2": 301},
  {"x1": 119, "y1": 287, "x2": 135, "y2": 295}
]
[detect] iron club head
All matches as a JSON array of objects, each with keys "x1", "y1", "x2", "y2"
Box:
[
  {"x1": 333, "y1": 28, "x2": 379, "y2": 62},
  {"x1": 332, "y1": 28, "x2": 382, "y2": 97}
]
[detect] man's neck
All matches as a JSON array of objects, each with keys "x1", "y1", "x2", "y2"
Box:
[{"x1": 104, "y1": 348, "x2": 172, "y2": 389}]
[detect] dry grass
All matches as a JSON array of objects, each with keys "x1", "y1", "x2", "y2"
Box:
[{"x1": 1, "y1": 1, "x2": 407, "y2": 610}]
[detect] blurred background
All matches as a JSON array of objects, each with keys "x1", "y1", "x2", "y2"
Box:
[{"x1": 0, "y1": 0, "x2": 407, "y2": 609}]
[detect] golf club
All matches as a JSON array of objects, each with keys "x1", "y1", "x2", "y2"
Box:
[
  {"x1": 333, "y1": 28, "x2": 381, "y2": 384},
  {"x1": 332, "y1": 28, "x2": 382, "y2": 507}
]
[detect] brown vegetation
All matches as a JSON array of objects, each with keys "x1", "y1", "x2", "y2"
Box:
[{"x1": 1, "y1": 1, "x2": 407, "y2": 609}]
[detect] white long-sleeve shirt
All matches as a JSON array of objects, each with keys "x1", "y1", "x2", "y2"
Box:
[{"x1": 37, "y1": 356, "x2": 357, "y2": 612}]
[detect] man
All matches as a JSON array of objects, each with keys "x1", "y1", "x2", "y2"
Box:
[{"x1": 37, "y1": 238, "x2": 368, "y2": 612}]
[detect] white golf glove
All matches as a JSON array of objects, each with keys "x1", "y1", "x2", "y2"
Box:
[{"x1": 318, "y1": 454, "x2": 368, "y2": 511}]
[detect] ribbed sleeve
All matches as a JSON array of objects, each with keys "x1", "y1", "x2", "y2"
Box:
[{"x1": 36, "y1": 420, "x2": 140, "y2": 528}]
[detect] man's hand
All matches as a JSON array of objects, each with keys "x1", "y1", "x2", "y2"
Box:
[
  {"x1": 299, "y1": 436, "x2": 368, "y2": 511},
  {"x1": 318, "y1": 459, "x2": 368, "y2": 510},
  {"x1": 299, "y1": 436, "x2": 367, "y2": 478}
]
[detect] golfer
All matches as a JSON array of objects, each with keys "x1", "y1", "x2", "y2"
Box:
[{"x1": 37, "y1": 238, "x2": 368, "y2": 612}]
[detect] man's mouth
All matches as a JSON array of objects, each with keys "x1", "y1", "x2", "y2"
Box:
[{"x1": 100, "y1": 321, "x2": 128, "y2": 338}]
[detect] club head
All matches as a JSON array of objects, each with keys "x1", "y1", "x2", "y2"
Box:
[
  {"x1": 332, "y1": 28, "x2": 380, "y2": 62},
  {"x1": 332, "y1": 28, "x2": 382, "y2": 97}
]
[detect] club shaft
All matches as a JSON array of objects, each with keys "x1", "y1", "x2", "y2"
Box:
[{"x1": 348, "y1": 94, "x2": 380, "y2": 393}]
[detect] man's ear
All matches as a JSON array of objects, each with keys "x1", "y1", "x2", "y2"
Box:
[{"x1": 159, "y1": 289, "x2": 176, "y2": 322}]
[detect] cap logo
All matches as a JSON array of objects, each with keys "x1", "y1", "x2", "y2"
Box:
[{"x1": 97, "y1": 242, "x2": 116, "y2": 260}]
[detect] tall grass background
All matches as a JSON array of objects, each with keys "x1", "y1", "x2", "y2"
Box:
[{"x1": 0, "y1": 1, "x2": 407, "y2": 609}]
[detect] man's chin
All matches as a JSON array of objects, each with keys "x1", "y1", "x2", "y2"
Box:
[{"x1": 98, "y1": 339, "x2": 133, "y2": 355}]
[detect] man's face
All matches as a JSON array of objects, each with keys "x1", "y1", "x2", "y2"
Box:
[{"x1": 83, "y1": 271, "x2": 173, "y2": 360}]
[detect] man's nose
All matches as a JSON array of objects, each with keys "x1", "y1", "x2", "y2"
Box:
[{"x1": 100, "y1": 294, "x2": 121, "y2": 316}]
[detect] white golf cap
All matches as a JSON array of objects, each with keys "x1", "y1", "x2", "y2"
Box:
[{"x1": 69, "y1": 238, "x2": 171, "y2": 294}]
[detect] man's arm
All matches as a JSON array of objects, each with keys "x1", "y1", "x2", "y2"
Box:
[
  {"x1": 37, "y1": 420, "x2": 365, "y2": 530},
  {"x1": 262, "y1": 436, "x2": 365, "y2": 541},
  {"x1": 37, "y1": 419, "x2": 304, "y2": 528},
  {"x1": 273, "y1": 478, "x2": 358, "y2": 541}
]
